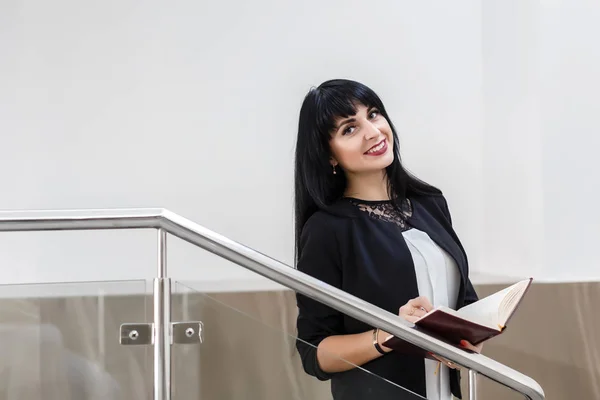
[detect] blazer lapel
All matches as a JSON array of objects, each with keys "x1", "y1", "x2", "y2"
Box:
[{"x1": 407, "y1": 198, "x2": 468, "y2": 285}]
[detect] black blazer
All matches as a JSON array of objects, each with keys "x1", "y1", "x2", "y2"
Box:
[{"x1": 295, "y1": 192, "x2": 479, "y2": 400}]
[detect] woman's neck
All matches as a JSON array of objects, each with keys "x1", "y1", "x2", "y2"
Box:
[{"x1": 344, "y1": 170, "x2": 390, "y2": 201}]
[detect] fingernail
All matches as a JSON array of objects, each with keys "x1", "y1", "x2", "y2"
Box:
[{"x1": 460, "y1": 340, "x2": 467, "y2": 347}]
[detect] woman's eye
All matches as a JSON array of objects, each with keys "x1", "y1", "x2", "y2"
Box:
[
  {"x1": 343, "y1": 126, "x2": 356, "y2": 135},
  {"x1": 369, "y1": 110, "x2": 379, "y2": 119}
]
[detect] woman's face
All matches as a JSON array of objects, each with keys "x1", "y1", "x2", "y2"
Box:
[{"x1": 329, "y1": 103, "x2": 394, "y2": 175}]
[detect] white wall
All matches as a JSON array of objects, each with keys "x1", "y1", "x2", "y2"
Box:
[
  {"x1": 0, "y1": 0, "x2": 485, "y2": 292},
  {"x1": 538, "y1": 2, "x2": 600, "y2": 282},
  {"x1": 480, "y1": 1, "x2": 545, "y2": 282},
  {"x1": 480, "y1": 0, "x2": 600, "y2": 283},
  {"x1": 3, "y1": 0, "x2": 599, "y2": 292}
]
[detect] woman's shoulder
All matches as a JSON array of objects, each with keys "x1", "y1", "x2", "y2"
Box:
[
  {"x1": 410, "y1": 189, "x2": 447, "y2": 204},
  {"x1": 300, "y1": 201, "x2": 357, "y2": 242},
  {"x1": 409, "y1": 189, "x2": 452, "y2": 223},
  {"x1": 303, "y1": 206, "x2": 350, "y2": 233}
]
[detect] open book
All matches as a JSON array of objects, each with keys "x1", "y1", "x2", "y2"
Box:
[{"x1": 383, "y1": 278, "x2": 533, "y2": 353}]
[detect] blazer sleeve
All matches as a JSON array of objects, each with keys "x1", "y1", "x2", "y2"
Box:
[
  {"x1": 295, "y1": 213, "x2": 344, "y2": 381},
  {"x1": 437, "y1": 194, "x2": 479, "y2": 306}
]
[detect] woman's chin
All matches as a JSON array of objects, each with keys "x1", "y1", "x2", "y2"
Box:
[
  {"x1": 367, "y1": 154, "x2": 394, "y2": 171},
  {"x1": 354, "y1": 161, "x2": 394, "y2": 175}
]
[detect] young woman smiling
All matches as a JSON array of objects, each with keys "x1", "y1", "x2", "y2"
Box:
[{"x1": 294, "y1": 79, "x2": 481, "y2": 400}]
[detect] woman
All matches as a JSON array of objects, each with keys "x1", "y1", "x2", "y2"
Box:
[{"x1": 294, "y1": 79, "x2": 481, "y2": 400}]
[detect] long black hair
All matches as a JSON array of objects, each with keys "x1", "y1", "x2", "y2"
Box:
[{"x1": 294, "y1": 79, "x2": 441, "y2": 263}]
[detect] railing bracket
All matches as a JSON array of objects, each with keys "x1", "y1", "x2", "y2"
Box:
[{"x1": 119, "y1": 321, "x2": 203, "y2": 346}]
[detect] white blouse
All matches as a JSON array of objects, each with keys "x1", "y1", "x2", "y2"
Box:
[{"x1": 402, "y1": 228, "x2": 461, "y2": 400}]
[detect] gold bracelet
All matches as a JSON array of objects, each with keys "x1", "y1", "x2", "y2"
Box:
[{"x1": 372, "y1": 328, "x2": 387, "y2": 355}]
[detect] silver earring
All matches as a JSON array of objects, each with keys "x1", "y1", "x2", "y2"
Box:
[{"x1": 332, "y1": 165, "x2": 337, "y2": 175}]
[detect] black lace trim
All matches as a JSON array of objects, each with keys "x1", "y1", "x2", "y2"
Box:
[{"x1": 348, "y1": 198, "x2": 413, "y2": 231}]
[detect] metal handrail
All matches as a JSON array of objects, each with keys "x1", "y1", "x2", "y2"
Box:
[{"x1": 0, "y1": 208, "x2": 545, "y2": 400}]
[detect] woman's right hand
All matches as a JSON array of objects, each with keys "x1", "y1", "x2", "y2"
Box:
[
  {"x1": 398, "y1": 296, "x2": 460, "y2": 369},
  {"x1": 378, "y1": 296, "x2": 435, "y2": 353},
  {"x1": 399, "y1": 296, "x2": 433, "y2": 323}
]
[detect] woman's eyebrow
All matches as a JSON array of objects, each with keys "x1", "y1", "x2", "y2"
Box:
[{"x1": 336, "y1": 117, "x2": 356, "y2": 130}]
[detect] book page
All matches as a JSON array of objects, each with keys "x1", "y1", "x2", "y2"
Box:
[
  {"x1": 455, "y1": 287, "x2": 510, "y2": 329},
  {"x1": 456, "y1": 279, "x2": 529, "y2": 329},
  {"x1": 498, "y1": 279, "x2": 532, "y2": 325}
]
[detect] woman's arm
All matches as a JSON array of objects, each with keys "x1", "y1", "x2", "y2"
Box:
[
  {"x1": 296, "y1": 213, "x2": 440, "y2": 376},
  {"x1": 295, "y1": 211, "x2": 462, "y2": 376},
  {"x1": 296, "y1": 214, "x2": 391, "y2": 377},
  {"x1": 314, "y1": 329, "x2": 388, "y2": 373},
  {"x1": 316, "y1": 295, "x2": 436, "y2": 373}
]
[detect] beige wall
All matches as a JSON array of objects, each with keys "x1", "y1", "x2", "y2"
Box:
[{"x1": 0, "y1": 282, "x2": 598, "y2": 399}]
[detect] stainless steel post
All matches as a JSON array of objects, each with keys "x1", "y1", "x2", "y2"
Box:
[
  {"x1": 469, "y1": 369, "x2": 478, "y2": 400},
  {"x1": 154, "y1": 229, "x2": 171, "y2": 400}
]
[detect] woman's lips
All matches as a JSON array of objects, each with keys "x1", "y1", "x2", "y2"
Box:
[{"x1": 365, "y1": 139, "x2": 388, "y2": 156}]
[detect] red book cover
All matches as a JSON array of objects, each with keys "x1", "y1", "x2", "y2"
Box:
[
  {"x1": 414, "y1": 310, "x2": 503, "y2": 345},
  {"x1": 382, "y1": 311, "x2": 503, "y2": 355},
  {"x1": 381, "y1": 314, "x2": 500, "y2": 358},
  {"x1": 383, "y1": 278, "x2": 532, "y2": 356}
]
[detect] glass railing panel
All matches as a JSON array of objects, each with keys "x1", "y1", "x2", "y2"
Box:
[
  {"x1": 0, "y1": 280, "x2": 151, "y2": 400},
  {"x1": 172, "y1": 280, "x2": 427, "y2": 400},
  {"x1": 474, "y1": 371, "x2": 531, "y2": 400}
]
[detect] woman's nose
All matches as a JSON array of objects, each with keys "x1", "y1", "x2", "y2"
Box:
[{"x1": 363, "y1": 121, "x2": 380, "y2": 140}]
